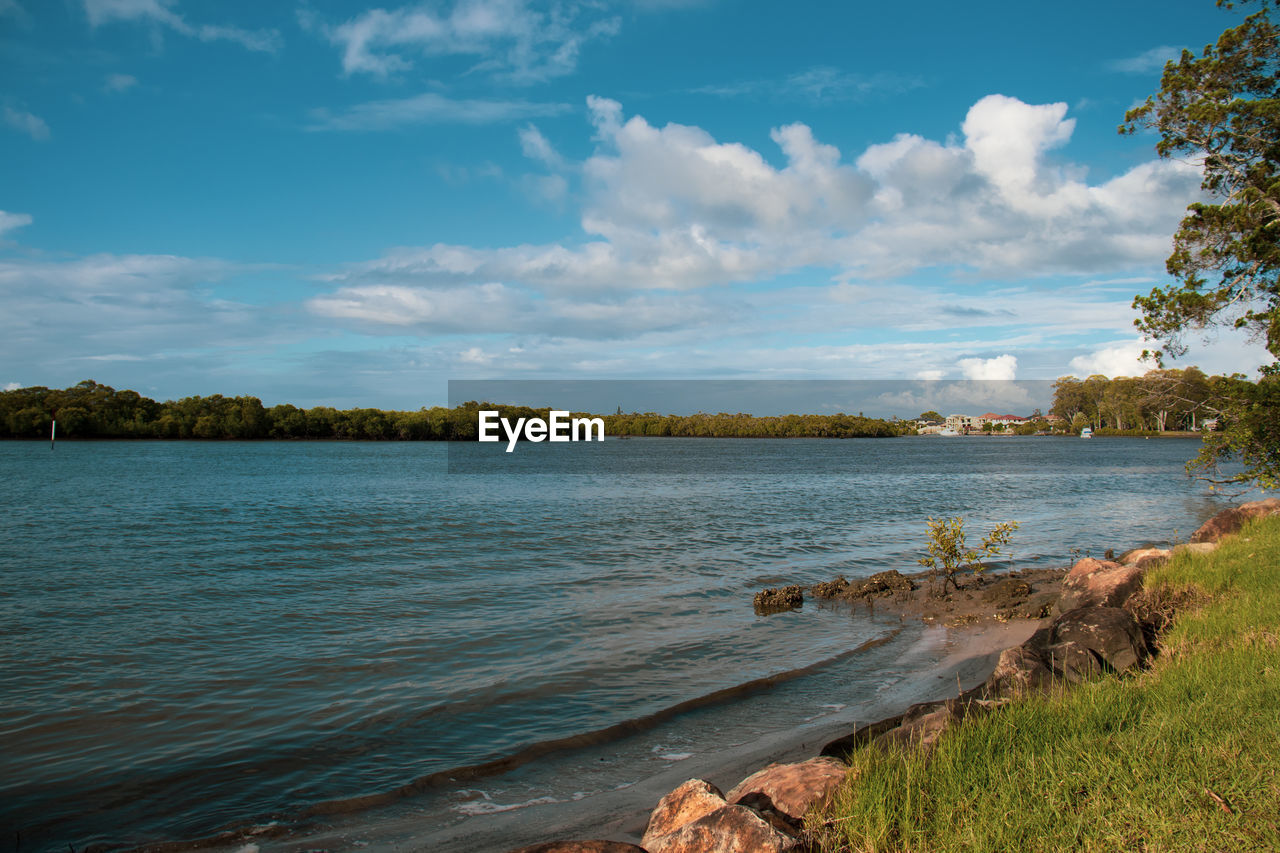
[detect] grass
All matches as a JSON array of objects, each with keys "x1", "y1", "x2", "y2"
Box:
[{"x1": 809, "y1": 516, "x2": 1280, "y2": 853}]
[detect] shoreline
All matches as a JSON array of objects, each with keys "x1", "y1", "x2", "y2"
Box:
[{"x1": 152, "y1": 617, "x2": 1044, "y2": 853}]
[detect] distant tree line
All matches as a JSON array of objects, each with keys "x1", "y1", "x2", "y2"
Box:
[
  {"x1": 603, "y1": 410, "x2": 904, "y2": 438},
  {"x1": 0, "y1": 381, "x2": 905, "y2": 440},
  {"x1": 1050, "y1": 367, "x2": 1251, "y2": 433}
]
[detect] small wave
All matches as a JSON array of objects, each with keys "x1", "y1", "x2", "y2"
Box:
[{"x1": 451, "y1": 792, "x2": 562, "y2": 816}]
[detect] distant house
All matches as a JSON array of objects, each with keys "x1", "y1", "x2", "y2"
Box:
[{"x1": 977, "y1": 412, "x2": 1029, "y2": 427}]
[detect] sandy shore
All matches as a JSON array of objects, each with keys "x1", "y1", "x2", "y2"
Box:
[{"x1": 186, "y1": 617, "x2": 1043, "y2": 853}]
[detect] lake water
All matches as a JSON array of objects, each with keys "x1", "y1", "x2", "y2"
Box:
[{"x1": 0, "y1": 438, "x2": 1231, "y2": 851}]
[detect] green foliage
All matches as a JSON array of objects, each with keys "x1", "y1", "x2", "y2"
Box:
[
  {"x1": 602, "y1": 410, "x2": 905, "y2": 438},
  {"x1": 1189, "y1": 365, "x2": 1280, "y2": 489},
  {"x1": 0, "y1": 382, "x2": 908, "y2": 441},
  {"x1": 812, "y1": 516, "x2": 1280, "y2": 852},
  {"x1": 1122, "y1": 4, "x2": 1280, "y2": 489},
  {"x1": 1051, "y1": 367, "x2": 1243, "y2": 432},
  {"x1": 917, "y1": 517, "x2": 1019, "y2": 593},
  {"x1": 1123, "y1": 5, "x2": 1280, "y2": 361}
]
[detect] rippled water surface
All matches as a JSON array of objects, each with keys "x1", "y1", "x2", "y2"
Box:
[{"x1": 0, "y1": 438, "x2": 1228, "y2": 850}]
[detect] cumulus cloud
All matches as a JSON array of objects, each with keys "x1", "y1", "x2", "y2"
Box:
[
  {"x1": 309, "y1": 0, "x2": 619, "y2": 82},
  {"x1": 83, "y1": 0, "x2": 280, "y2": 52},
  {"x1": 324, "y1": 94, "x2": 1199, "y2": 308},
  {"x1": 4, "y1": 106, "x2": 49, "y2": 140},
  {"x1": 958, "y1": 354, "x2": 1018, "y2": 380},
  {"x1": 308, "y1": 92, "x2": 570, "y2": 131},
  {"x1": 1068, "y1": 339, "x2": 1156, "y2": 378}
]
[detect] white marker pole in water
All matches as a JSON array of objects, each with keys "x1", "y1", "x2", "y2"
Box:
[{"x1": 50, "y1": 412, "x2": 56, "y2": 449}]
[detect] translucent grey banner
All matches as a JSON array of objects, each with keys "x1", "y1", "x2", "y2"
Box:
[{"x1": 447, "y1": 380, "x2": 1057, "y2": 474}]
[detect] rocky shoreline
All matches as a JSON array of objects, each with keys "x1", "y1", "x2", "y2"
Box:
[{"x1": 508, "y1": 498, "x2": 1280, "y2": 853}]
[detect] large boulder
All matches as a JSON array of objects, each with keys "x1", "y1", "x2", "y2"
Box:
[
  {"x1": 1050, "y1": 607, "x2": 1148, "y2": 673},
  {"x1": 724, "y1": 756, "x2": 848, "y2": 822},
  {"x1": 1058, "y1": 558, "x2": 1145, "y2": 611},
  {"x1": 508, "y1": 843, "x2": 648, "y2": 853},
  {"x1": 1191, "y1": 507, "x2": 1249, "y2": 543},
  {"x1": 1239, "y1": 497, "x2": 1280, "y2": 520},
  {"x1": 642, "y1": 779, "x2": 727, "y2": 849},
  {"x1": 643, "y1": 804, "x2": 801, "y2": 853},
  {"x1": 984, "y1": 644, "x2": 1054, "y2": 697},
  {"x1": 1041, "y1": 640, "x2": 1103, "y2": 683}
]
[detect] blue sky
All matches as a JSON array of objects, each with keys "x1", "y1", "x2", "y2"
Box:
[{"x1": 0, "y1": 0, "x2": 1271, "y2": 409}]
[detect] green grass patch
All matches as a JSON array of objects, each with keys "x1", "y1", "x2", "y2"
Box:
[{"x1": 810, "y1": 517, "x2": 1280, "y2": 852}]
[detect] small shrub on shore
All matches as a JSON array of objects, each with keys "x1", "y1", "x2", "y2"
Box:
[{"x1": 917, "y1": 517, "x2": 1019, "y2": 594}]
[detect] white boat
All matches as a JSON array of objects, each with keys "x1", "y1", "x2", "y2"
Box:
[
  {"x1": 938, "y1": 427, "x2": 960, "y2": 437},
  {"x1": 1080, "y1": 426, "x2": 1093, "y2": 439}
]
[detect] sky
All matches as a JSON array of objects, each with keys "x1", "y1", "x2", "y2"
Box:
[{"x1": 0, "y1": 0, "x2": 1273, "y2": 410}]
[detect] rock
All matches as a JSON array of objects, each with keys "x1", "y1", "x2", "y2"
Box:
[
  {"x1": 1191, "y1": 507, "x2": 1249, "y2": 543},
  {"x1": 811, "y1": 577, "x2": 849, "y2": 598},
  {"x1": 753, "y1": 585, "x2": 803, "y2": 613},
  {"x1": 1117, "y1": 547, "x2": 1169, "y2": 566},
  {"x1": 643, "y1": 804, "x2": 801, "y2": 853},
  {"x1": 1172, "y1": 541, "x2": 1219, "y2": 557},
  {"x1": 1012, "y1": 591, "x2": 1057, "y2": 619},
  {"x1": 981, "y1": 577, "x2": 1032, "y2": 606},
  {"x1": 1058, "y1": 558, "x2": 1145, "y2": 611},
  {"x1": 1239, "y1": 497, "x2": 1280, "y2": 520},
  {"x1": 508, "y1": 843, "x2": 648, "y2": 853},
  {"x1": 869, "y1": 696, "x2": 993, "y2": 753},
  {"x1": 820, "y1": 713, "x2": 905, "y2": 759},
  {"x1": 1050, "y1": 606, "x2": 1148, "y2": 673},
  {"x1": 642, "y1": 779, "x2": 727, "y2": 849},
  {"x1": 1042, "y1": 640, "x2": 1103, "y2": 683},
  {"x1": 984, "y1": 644, "x2": 1054, "y2": 697},
  {"x1": 724, "y1": 756, "x2": 848, "y2": 822},
  {"x1": 843, "y1": 570, "x2": 915, "y2": 599},
  {"x1": 1133, "y1": 553, "x2": 1170, "y2": 571}
]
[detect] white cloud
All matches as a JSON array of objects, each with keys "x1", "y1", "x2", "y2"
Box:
[
  {"x1": 0, "y1": 210, "x2": 33, "y2": 237},
  {"x1": 1069, "y1": 339, "x2": 1153, "y2": 379},
  {"x1": 694, "y1": 66, "x2": 924, "y2": 103},
  {"x1": 519, "y1": 123, "x2": 564, "y2": 168},
  {"x1": 326, "y1": 94, "x2": 1199, "y2": 305},
  {"x1": 0, "y1": 253, "x2": 270, "y2": 370},
  {"x1": 1109, "y1": 46, "x2": 1182, "y2": 74},
  {"x1": 957, "y1": 354, "x2": 1018, "y2": 380},
  {"x1": 313, "y1": 0, "x2": 619, "y2": 82},
  {"x1": 4, "y1": 106, "x2": 49, "y2": 140},
  {"x1": 3, "y1": 382, "x2": 20, "y2": 391},
  {"x1": 1068, "y1": 335, "x2": 1272, "y2": 380},
  {"x1": 308, "y1": 92, "x2": 570, "y2": 131},
  {"x1": 83, "y1": 0, "x2": 280, "y2": 52},
  {"x1": 104, "y1": 73, "x2": 138, "y2": 92}
]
